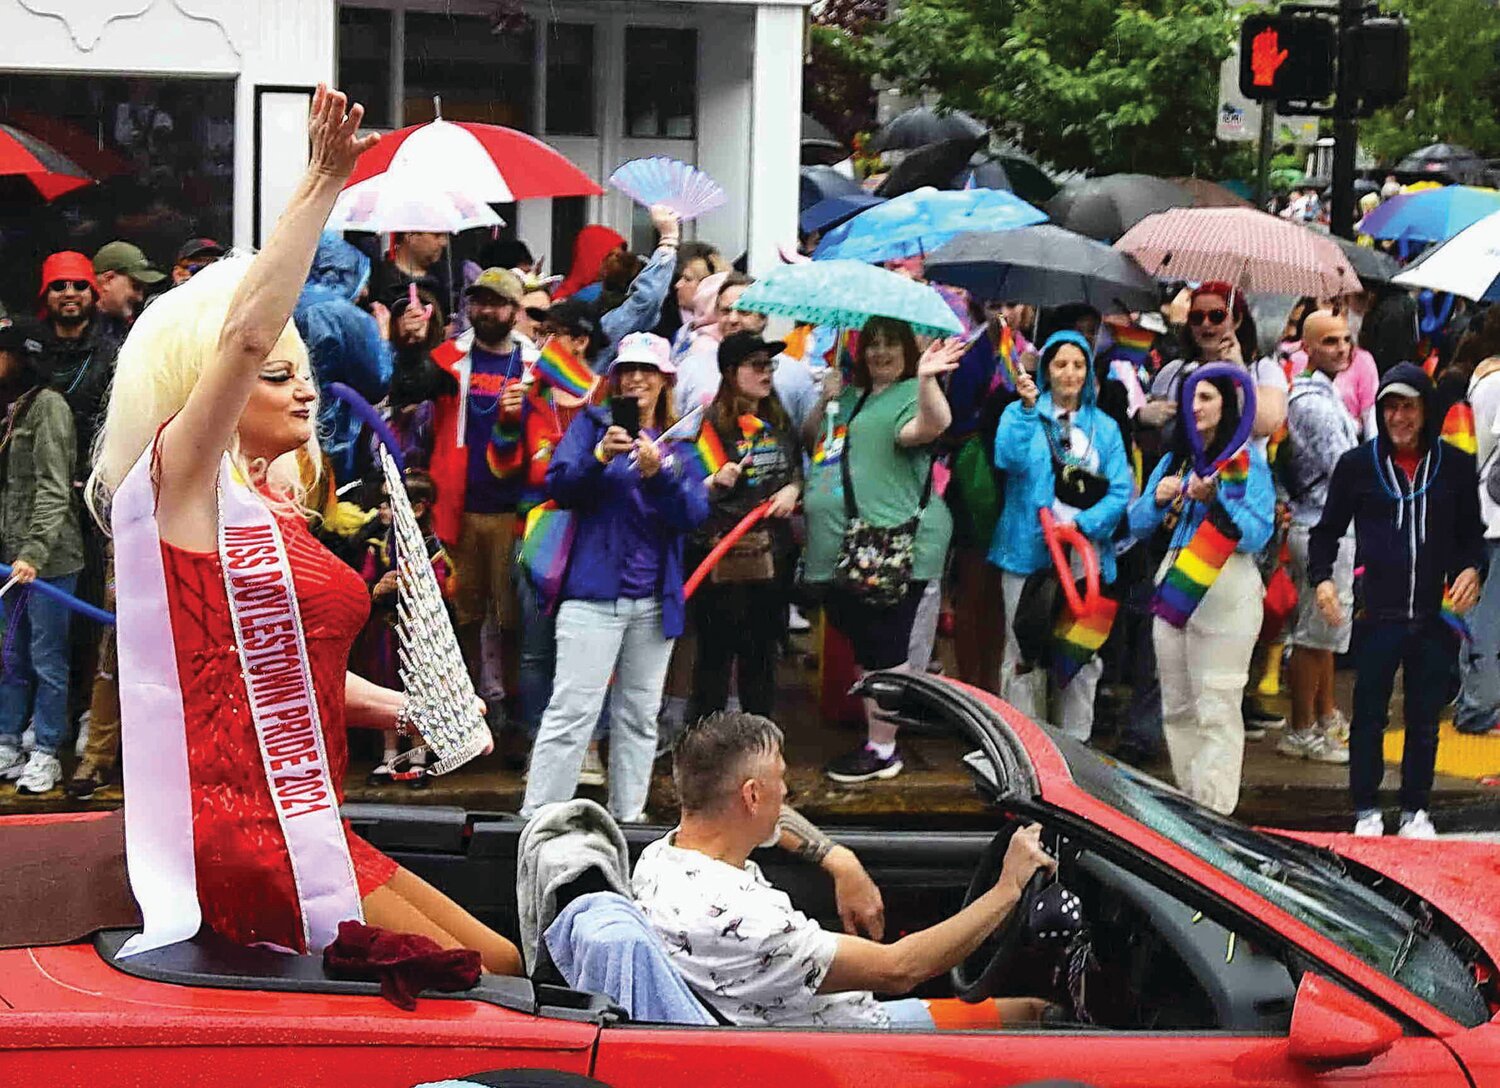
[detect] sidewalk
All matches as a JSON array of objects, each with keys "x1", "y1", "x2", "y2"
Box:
[{"x1": 5, "y1": 637, "x2": 1494, "y2": 832}]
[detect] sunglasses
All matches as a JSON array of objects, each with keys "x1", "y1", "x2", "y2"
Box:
[
  {"x1": 1187, "y1": 309, "x2": 1229, "y2": 327},
  {"x1": 741, "y1": 357, "x2": 777, "y2": 373},
  {"x1": 47, "y1": 280, "x2": 91, "y2": 293}
]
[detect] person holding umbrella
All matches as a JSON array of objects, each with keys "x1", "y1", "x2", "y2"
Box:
[
  {"x1": 992, "y1": 332, "x2": 1133, "y2": 743},
  {"x1": 802, "y1": 318, "x2": 965, "y2": 783}
]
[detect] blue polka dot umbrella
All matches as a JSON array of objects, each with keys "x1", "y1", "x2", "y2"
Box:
[{"x1": 732, "y1": 260, "x2": 964, "y2": 337}]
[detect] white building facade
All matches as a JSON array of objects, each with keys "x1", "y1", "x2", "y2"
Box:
[{"x1": 0, "y1": 0, "x2": 807, "y2": 308}]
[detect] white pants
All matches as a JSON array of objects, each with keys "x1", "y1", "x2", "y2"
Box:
[
  {"x1": 1000, "y1": 571, "x2": 1101, "y2": 743},
  {"x1": 521, "y1": 598, "x2": 674, "y2": 822},
  {"x1": 1153, "y1": 552, "x2": 1263, "y2": 815}
]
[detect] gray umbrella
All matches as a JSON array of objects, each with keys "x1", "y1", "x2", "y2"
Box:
[
  {"x1": 1331, "y1": 235, "x2": 1401, "y2": 285},
  {"x1": 926, "y1": 225, "x2": 1161, "y2": 311},
  {"x1": 870, "y1": 106, "x2": 987, "y2": 153},
  {"x1": 1046, "y1": 174, "x2": 1193, "y2": 242}
]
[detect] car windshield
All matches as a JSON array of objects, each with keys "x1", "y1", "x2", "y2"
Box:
[{"x1": 1058, "y1": 741, "x2": 1489, "y2": 1026}]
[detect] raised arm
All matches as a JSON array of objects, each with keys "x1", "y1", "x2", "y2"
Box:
[
  {"x1": 156, "y1": 85, "x2": 378, "y2": 541},
  {"x1": 897, "y1": 338, "x2": 964, "y2": 447}
]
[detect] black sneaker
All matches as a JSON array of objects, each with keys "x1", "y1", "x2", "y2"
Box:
[
  {"x1": 824, "y1": 744, "x2": 903, "y2": 784},
  {"x1": 1243, "y1": 704, "x2": 1286, "y2": 731},
  {"x1": 65, "y1": 771, "x2": 105, "y2": 802}
]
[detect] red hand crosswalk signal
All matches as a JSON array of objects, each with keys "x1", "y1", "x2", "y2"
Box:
[{"x1": 1238, "y1": 13, "x2": 1336, "y2": 102}]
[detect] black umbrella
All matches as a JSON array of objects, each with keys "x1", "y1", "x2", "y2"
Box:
[
  {"x1": 870, "y1": 106, "x2": 987, "y2": 153},
  {"x1": 1331, "y1": 235, "x2": 1402, "y2": 285},
  {"x1": 926, "y1": 225, "x2": 1161, "y2": 311},
  {"x1": 1046, "y1": 174, "x2": 1193, "y2": 243},
  {"x1": 800, "y1": 165, "x2": 863, "y2": 211},
  {"x1": 1396, "y1": 143, "x2": 1487, "y2": 185},
  {"x1": 876, "y1": 136, "x2": 986, "y2": 198},
  {"x1": 957, "y1": 149, "x2": 1059, "y2": 206},
  {"x1": 801, "y1": 114, "x2": 846, "y2": 166}
]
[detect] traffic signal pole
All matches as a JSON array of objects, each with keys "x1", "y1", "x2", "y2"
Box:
[{"x1": 1329, "y1": 0, "x2": 1364, "y2": 239}]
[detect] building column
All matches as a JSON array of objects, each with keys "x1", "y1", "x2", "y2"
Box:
[{"x1": 746, "y1": 3, "x2": 805, "y2": 276}]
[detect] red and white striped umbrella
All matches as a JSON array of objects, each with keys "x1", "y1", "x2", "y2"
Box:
[
  {"x1": 342, "y1": 118, "x2": 603, "y2": 204},
  {"x1": 1115, "y1": 207, "x2": 1362, "y2": 297}
]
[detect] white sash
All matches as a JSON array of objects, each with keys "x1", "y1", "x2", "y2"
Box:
[{"x1": 115, "y1": 449, "x2": 362, "y2": 957}]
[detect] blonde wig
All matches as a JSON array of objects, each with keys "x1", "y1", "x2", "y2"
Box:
[{"x1": 86, "y1": 253, "x2": 320, "y2": 531}]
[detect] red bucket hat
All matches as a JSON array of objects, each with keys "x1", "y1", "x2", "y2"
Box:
[{"x1": 37, "y1": 251, "x2": 100, "y2": 316}]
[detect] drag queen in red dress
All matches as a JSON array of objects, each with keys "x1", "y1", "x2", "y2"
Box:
[{"x1": 88, "y1": 86, "x2": 520, "y2": 974}]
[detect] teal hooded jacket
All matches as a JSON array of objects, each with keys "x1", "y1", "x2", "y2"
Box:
[{"x1": 988, "y1": 331, "x2": 1133, "y2": 582}]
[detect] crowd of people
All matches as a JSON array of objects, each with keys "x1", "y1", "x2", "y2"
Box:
[{"x1": 0, "y1": 88, "x2": 1492, "y2": 862}]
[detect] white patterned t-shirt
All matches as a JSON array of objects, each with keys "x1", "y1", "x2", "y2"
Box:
[{"x1": 633, "y1": 832, "x2": 889, "y2": 1028}]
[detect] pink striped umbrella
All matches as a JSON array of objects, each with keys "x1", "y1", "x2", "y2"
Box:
[{"x1": 1115, "y1": 207, "x2": 1362, "y2": 297}]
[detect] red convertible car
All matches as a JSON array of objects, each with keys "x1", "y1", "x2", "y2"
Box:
[{"x1": 3, "y1": 671, "x2": 1499, "y2": 1087}]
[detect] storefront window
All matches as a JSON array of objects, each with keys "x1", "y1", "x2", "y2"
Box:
[
  {"x1": 625, "y1": 28, "x2": 697, "y2": 139},
  {"x1": 0, "y1": 73, "x2": 234, "y2": 316},
  {"x1": 545, "y1": 23, "x2": 596, "y2": 137},
  {"x1": 337, "y1": 6, "x2": 394, "y2": 130},
  {"x1": 403, "y1": 11, "x2": 535, "y2": 129}
]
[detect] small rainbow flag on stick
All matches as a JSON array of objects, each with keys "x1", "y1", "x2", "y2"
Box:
[
  {"x1": 995, "y1": 321, "x2": 1022, "y2": 391},
  {"x1": 1106, "y1": 321, "x2": 1156, "y2": 368},
  {"x1": 1213, "y1": 447, "x2": 1251, "y2": 500},
  {"x1": 1051, "y1": 596, "x2": 1119, "y2": 688},
  {"x1": 1151, "y1": 505, "x2": 1243, "y2": 629},
  {"x1": 532, "y1": 340, "x2": 598, "y2": 400},
  {"x1": 686, "y1": 421, "x2": 732, "y2": 480},
  {"x1": 1441, "y1": 401, "x2": 1478, "y2": 456},
  {"x1": 1442, "y1": 584, "x2": 1473, "y2": 642}
]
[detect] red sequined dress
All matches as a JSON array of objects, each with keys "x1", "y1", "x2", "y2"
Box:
[{"x1": 161, "y1": 509, "x2": 398, "y2": 952}]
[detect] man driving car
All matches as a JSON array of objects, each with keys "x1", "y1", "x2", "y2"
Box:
[{"x1": 634, "y1": 711, "x2": 1055, "y2": 1029}]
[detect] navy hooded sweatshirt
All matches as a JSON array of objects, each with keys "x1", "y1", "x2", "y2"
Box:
[{"x1": 1308, "y1": 362, "x2": 1484, "y2": 623}]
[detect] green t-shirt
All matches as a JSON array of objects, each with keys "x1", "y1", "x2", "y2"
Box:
[{"x1": 802, "y1": 380, "x2": 952, "y2": 584}]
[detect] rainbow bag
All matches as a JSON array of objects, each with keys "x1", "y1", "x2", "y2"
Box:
[{"x1": 519, "y1": 500, "x2": 576, "y2": 613}]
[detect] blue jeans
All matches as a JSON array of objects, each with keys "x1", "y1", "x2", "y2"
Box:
[
  {"x1": 515, "y1": 564, "x2": 610, "y2": 741},
  {"x1": 1455, "y1": 540, "x2": 1500, "y2": 733},
  {"x1": 0, "y1": 574, "x2": 78, "y2": 755},
  {"x1": 521, "y1": 598, "x2": 673, "y2": 821},
  {"x1": 1350, "y1": 617, "x2": 1452, "y2": 814}
]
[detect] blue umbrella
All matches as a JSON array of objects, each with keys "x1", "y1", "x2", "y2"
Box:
[
  {"x1": 799, "y1": 192, "x2": 886, "y2": 235},
  {"x1": 733, "y1": 259, "x2": 964, "y2": 337},
  {"x1": 1356, "y1": 186, "x2": 1500, "y2": 245},
  {"x1": 811, "y1": 186, "x2": 1046, "y2": 263}
]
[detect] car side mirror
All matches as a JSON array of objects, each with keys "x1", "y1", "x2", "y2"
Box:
[{"x1": 1288, "y1": 973, "x2": 1401, "y2": 1068}]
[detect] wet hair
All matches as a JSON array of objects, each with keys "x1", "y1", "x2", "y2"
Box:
[
  {"x1": 852, "y1": 316, "x2": 920, "y2": 389},
  {"x1": 673, "y1": 711, "x2": 785, "y2": 815}
]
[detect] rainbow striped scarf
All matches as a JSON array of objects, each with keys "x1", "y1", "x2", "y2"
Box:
[
  {"x1": 1441, "y1": 584, "x2": 1473, "y2": 642},
  {"x1": 1151, "y1": 503, "x2": 1243, "y2": 629},
  {"x1": 533, "y1": 340, "x2": 598, "y2": 400},
  {"x1": 1051, "y1": 595, "x2": 1119, "y2": 688}
]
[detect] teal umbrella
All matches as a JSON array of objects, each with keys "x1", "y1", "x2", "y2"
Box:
[{"x1": 733, "y1": 260, "x2": 964, "y2": 337}]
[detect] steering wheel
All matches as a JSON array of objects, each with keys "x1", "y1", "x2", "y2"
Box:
[{"x1": 950, "y1": 824, "x2": 1058, "y2": 1003}]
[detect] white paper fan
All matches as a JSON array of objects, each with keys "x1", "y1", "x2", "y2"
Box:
[{"x1": 609, "y1": 157, "x2": 727, "y2": 222}]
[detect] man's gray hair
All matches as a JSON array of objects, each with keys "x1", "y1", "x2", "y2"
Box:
[{"x1": 672, "y1": 711, "x2": 784, "y2": 814}]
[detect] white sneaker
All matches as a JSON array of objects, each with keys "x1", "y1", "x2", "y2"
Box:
[
  {"x1": 15, "y1": 751, "x2": 62, "y2": 796},
  {"x1": 1276, "y1": 729, "x2": 1316, "y2": 758},
  {"x1": 1318, "y1": 710, "x2": 1351, "y2": 746},
  {"x1": 1398, "y1": 810, "x2": 1437, "y2": 839},
  {"x1": 1278, "y1": 728, "x2": 1349, "y2": 764},
  {"x1": 787, "y1": 605, "x2": 812, "y2": 634},
  {"x1": 0, "y1": 742, "x2": 24, "y2": 780},
  {"x1": 20, "y1": 723, "x2": 35, "y2": 752},
  {"x1": 578, "y1": 746, "x2": 607, "y2": 787},
  {"x1": 1353, "y1": 812, "x2": 1385, "y2": 837}
]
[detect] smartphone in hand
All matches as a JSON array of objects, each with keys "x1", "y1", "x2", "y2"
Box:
[{"x1": 610, "y1": 395, "x2": 641, "y2": 436}]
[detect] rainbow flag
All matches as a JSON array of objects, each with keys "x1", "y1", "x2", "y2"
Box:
[
  {"x1": 1214, "y1": 447, "x2": 1251, "y2": 500},
  {"x1": 519, "y1": 500, "x2": 576, "y2": 609},
  {"x1": 995, "y1": 322, "x2": 1022, "y2": 391},
  {"x1": 738, "y1": 414, "x2": 767, "y2": 441},
  {"x1": 1441, "y1": 401, "x2": 1478, "y2": 456},
  {"x1": 1106, "y1": 321, "x2": 1156, "y2": 368},
  {"x1": 812, "y1": 424, "x2": 846, "y2": 465},
  {"x1": 1441, "y1": 584, "x2": 1473, "y2": 642},
  {"x1": 533, "y1": 340, "x2": 597, "y2": 400},
  {"x1": 1050, "y1": 596, "x2": 1119, "y2": 688},
  {"x1": 1151, "y1": 505, "x2": 1243, "y2": 629},
  {"x1": 686, "y1": 421, "x2": 732, "y2": 480}
]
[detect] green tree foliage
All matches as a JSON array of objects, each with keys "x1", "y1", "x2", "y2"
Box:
[
  {"x1": 1359, "y1": 0, "x2": 1500, "y2": 163},
  {"x1": 850, "y1": 0, "x2": 1240, "y2": 175}
]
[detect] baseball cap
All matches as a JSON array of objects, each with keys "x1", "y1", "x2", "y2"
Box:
[
  {"x1": 611, "y1": 332, "x2": 675, "y2": 374},
  {"x1": 533, "y1": 297, "x2": 597, "y2": 337},
  {"x1": 465, "y1": 267, "x2": 525, "y2": 304},
  {"x1": 0, "y1": 319, "x2": 43, "y2": 356},
  {"x1": 718, "y1": 331, "x2": 786, "y2": 373},
  {"x1": 174, "y1": 237, "x2": 226, "y2": 265},
  {"x1": 93, "y1": 241, "x2": 166, "y2": 285},
  {"x1": 1378, "y1": 382, "x2": 1422, "y2": 401}
]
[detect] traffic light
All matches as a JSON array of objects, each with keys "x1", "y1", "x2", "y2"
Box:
[
  {"x1": 1238, "y1": 14, "x2": 1337, "y2": 102},
  {"x1": 1348, "y1": 18, "x2": 1410, "y2": 109}
]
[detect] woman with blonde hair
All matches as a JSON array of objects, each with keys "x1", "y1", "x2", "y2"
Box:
[{"x1": 88, "y1": 85, "x2": 520, "y2": 972}]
